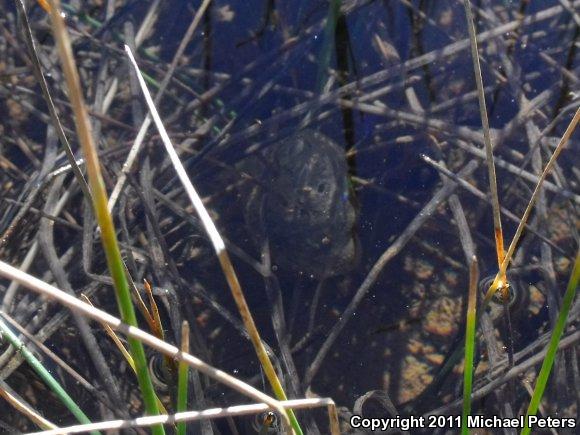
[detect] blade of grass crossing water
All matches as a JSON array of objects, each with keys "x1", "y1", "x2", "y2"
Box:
[
  {"x1": 0, "y1": 317, "x2": 99, "y2": 435},
  {"x1": 177, "y1": 322, "x2": 190, "y2": 435},
  {"x1": 521, "y1": 249, "x2": 580, "y2": 435},
  {"x1": 316, "y1": 0, "x2": 341, "y2": 91},
  {"x1": 45, "y1": 1, "x2": 164, "y2": 433},
  {"x1": 462, "y1": 256, "x2": 479, "y2": 435}
]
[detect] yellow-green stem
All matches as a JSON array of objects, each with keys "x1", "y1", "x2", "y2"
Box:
[
  {"x1": 521, "y1": 249, "x2": 580, "y2": 435},
  {"x1": 462, "y1": 256, "x2": 479, "y2": 435},
  {"x1": 217, "y1": 252, "x2": 302, "y2": 434},
  {"x1": 177, "y1": 322, "x2": 190, "y2": 435},
  {"x1": 46, "y1": 1, "x2": 164, "y2": 433}
]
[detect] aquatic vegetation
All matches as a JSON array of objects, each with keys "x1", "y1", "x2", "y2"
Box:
[
  {"x1": 44, "y1": 2, "x2": 164, "y2": 433},
  {"x1": 0, "y1": 1, "x2": 577, "y2": 434}
]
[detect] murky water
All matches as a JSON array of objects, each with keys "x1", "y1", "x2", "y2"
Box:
[
  {"x1": 0, "y1": 0, "x2": 578, "y2": 432},
  {"x1": 149, "y1": 0, "x2": 579, "y2": 402}
]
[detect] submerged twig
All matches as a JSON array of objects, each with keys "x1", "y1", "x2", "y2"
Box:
[
  {"x1": 305, "y1": 160, "x2": 479, "y2": 386},
  {"x1": 0, "y1": 316, "x2": 97, "y2": 433},
  {"x1": 14, "y1": 0, "x2": 91, "y2": 201},
  {"x1": 108, "y1": 0, "x2": 213, "y2": 212}
]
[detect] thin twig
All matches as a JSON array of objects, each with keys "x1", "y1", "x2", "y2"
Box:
[
  {"x1": 29, "y1": 398, "x2": 338, "y2": 435},
  {"x1": 304, "y1": 160, "x2": 480, "y2": 386},
  {"x1": 463, "y1": 0, "x2": 505, "y2": 273},
  {"x1": 484, "y1": 107, "x2": 579, "y2": 303},
  {"x1": 14, "y1": 0, "x2": 91, "y2": 203},
  {"x1": 124, "y1": 45, "x2": 300, "y2": 434},
  {"x1": 108, "y1": 0, "x2": 213, "y2": 212},
  {"x1": 0, "y1": 381, "x2": 57, "y2": 431},
  {"x1": 0, "y1": 259, "x2": 288, "y2": 414}
]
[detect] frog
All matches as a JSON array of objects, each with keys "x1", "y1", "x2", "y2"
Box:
[{"x1": 240, "y1": 129, "x2": 359, "y2": 279}]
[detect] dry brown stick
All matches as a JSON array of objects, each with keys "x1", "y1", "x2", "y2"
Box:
[
  {"x1": 420, "y1": 154, "x2": 567, "y2": 255},
  {"x1": 0, "y1": 380, "x2": 57, "y2": 430}
]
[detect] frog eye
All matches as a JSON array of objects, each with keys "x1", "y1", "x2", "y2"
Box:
[
  {"x1": 252, "y1": 411, "x2": 279, "y2": 432},
  {"x1": 492, "y1": 283, "x2": 517, "y2": 307},
  {"x1": 317, "y1": 182, "x2": 328, "y2": 193},
  {"x1": 480, "y1": 275, "x2": 518, "y2": 308},
  {"x1": 148, "y1": 354, "x2": 171, "y2": 392}
]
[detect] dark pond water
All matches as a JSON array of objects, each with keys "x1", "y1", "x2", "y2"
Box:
[
  {"x1": 138, "y1": 1, "x2": 578, "y2": 431},
  {"x1": 0, "y1": 0, "x2": 578, "y2": 433}
]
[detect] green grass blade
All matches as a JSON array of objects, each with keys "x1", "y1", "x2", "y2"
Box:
[
  {"x1": 462, "y1": 256, "x2": 479, "y2": 435},
  {"x1": 45, "y1": 1, "x2": 164, "y2": 433},
  {"x1": 0, "y1": 317, "x2": 99, "y2": 435},
  {"x1": 176, "y1": 322, "x2": 190, "y2": 435},
  {"x1": 521, "y1": 248, "x2": 579, "y2": 435}
]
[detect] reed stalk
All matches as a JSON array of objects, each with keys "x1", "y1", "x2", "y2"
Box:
[
  {"x1": 521, "y1": 249, "x2": 579, "y2": 435},
  {"x1": 461, "y1": 256, "x2": 479, "y2": 435},
  {"x1": 45, "y1": 1, "x2": 164, "y2": 433},
  {"x1": 462, "y1": 0, "x2": 506, "y2": 276},
  {"x1": 176, "y1": 322, "x2": 190, "y2": 435},
  {"x1": 483, "y1": 107, "x2": 579, "y2": 304},
  {"x1": 0, "y1": 317, "x2": 97, "y2": 434}
]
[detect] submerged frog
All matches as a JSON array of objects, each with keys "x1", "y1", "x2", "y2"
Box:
[{"x1": 241, "y1": 130, "x2": 359, "y2": 278}]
